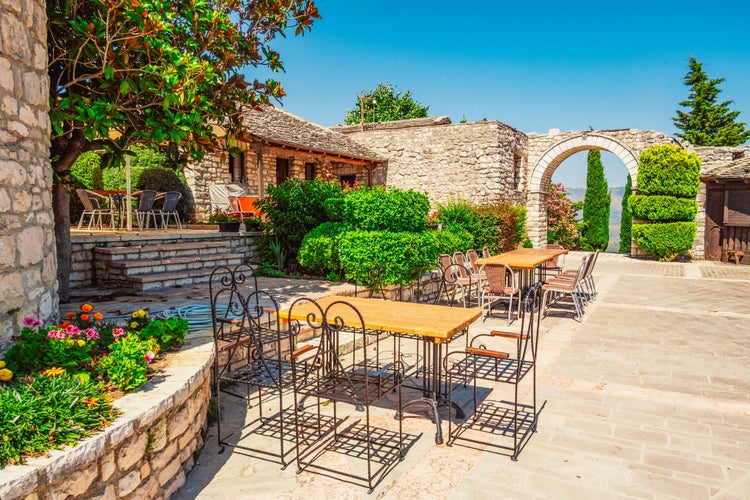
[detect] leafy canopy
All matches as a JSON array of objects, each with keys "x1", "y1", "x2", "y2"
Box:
[
  {"x1": 344, "y1": 82, "x2": 429, "y2": 125},
  {"x1": 673, "y1": 57, "x2": 750, "y2": 146},
  {"x1": 48, "y1": 0, "x2": 320, "y2": 168}
]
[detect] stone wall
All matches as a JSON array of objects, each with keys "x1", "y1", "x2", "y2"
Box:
[
  {"x1": 338, "y1": 118, "x2": 528, "y2": 208},
  {"x1": 0, "y1": 330, "x2": 214, "y2": 500},
  {"x1": 0, "y1": 0, "x2": 57, "y2": 351}
]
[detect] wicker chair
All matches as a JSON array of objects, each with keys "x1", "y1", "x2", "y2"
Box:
[{"x1": 480, "y1": 263, "x2": 521, "y2": 325}]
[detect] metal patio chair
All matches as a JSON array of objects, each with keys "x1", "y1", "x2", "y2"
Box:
[
  {"x1": 136, "y1": 189, "x2": 160, "y2": 230},
  {"x1": 158, "y1": 191, "x2": 182, "y2": 229},
  {"x1": 75, "y1": 188, "x2": 114, "y2": 230}
]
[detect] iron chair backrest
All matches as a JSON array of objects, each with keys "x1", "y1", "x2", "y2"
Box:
[
  {"x1": 76, "y1": 188, "x2": 100, "y2": 211},
  {"x1": 138, "y1": 190, "x2": 158, "y2": 211},
  {"x1": 483, "y1": 263, "x2": 516, "y2": 294},
  {"x1": 466, "y1": 249, "x2": 483, "y2": 275},
  {"x1": 161, "y1": 191, "x2": 181, "y2": 213}
]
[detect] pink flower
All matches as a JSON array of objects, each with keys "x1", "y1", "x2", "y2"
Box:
[
  {"x1": 65, "y1": 324, "x2": 80, "y2": 335},
  {"x1": 23, "y1": 317, "x2": 43, "y2": 327},
  {"x1": 112, "y1": 328, "x2": 126, "y2": 338},
  {"x1": 47, "y1": 329, "x2": 67, "y2": 340},
  {"x1": 84, "y1": 328, "x2": 99, "y2": 340},
  {"x1": 144, "y1": 351, "x2": 156, "y2": 363}
]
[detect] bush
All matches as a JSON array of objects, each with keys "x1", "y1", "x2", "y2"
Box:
[
  {"x1": 619, "y1": 174, "x2": 633, "y2": 253},
  {"x1": 632, "y1": 222, "x2": 697, "y2": 261},
  {"x1": 637, "y1": 144, "x2": 701, "y2": 198},
  {"x1": 547, "y1": 183, "x2": 581, "y2": 249},
  {"x1": 136, "y1": 167, "x2": 191, "y2": 222},
  {"x1": 255, "y1": 179, "x2": 344, "y2": 269},
  {"x1": 70, "y1": 151, "x2": 101, "y2": 188},
  {"x1": 338, "y1": 231, "x2": 441, "y2": 287},
  {"x1": 298, "y1": 222, "x2": 349, "y2": 275},
  {"x1": 436, "y1": 199, "x2": 524, "y2": 253},
  {"x1": 427, "y1": 228, "x2": 474, "y2": 255},
  {"x1": 102, "y1": 164, "x2": 146, "y2": 191},
  {"x1": 341, "y1": 186, "x2": 430, "y2": 232},
  {"x1": 628, "y1": 195, "x2": 698, "y2": 222},
  {"x1": 322, "y1": 197, "x2": 345, "y2": 222}
]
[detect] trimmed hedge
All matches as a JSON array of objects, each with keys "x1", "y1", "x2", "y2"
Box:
[
  {"x1": 338, "y1": 230, "x2": 440, "y2": 286},
  {"x1": 297, "y1": 222, "x2": 349, "y2": 275},
  {"x1": 628, "y1": 195, "x2": 698, "y2": 222},
  {"x1": 436, "y1": 199, "x2": 525, "y2": 253},
  {"x1": 632, "y1": 222, "x2": 697, "y2": 261},
  {"x1": 341, "y1": 186, "x2": 430, "y2": 232},
  {"x1": 637, "y1": 144, "x2": 701, "y2": 198}
]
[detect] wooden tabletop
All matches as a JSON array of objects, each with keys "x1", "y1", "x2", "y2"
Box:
[
  {"x1": 278, "y1": 295, "x2": 481, "y2": 344},
  {"x1": 476, "y1": 248, "x2": 568, "y2": 270}
]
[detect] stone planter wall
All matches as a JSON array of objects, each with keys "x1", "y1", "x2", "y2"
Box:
[{"x1": 0, "y1": 330, "x2": 214, "y2": 500}]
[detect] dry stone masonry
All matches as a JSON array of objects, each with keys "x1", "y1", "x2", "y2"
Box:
[{"x1": 0, "y1": 0, "x2": 57, "y2": 351}]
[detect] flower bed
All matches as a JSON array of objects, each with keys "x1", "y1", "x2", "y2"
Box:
[{"x1": 0, "y1": 304, "x2": 188, "y2": 468}]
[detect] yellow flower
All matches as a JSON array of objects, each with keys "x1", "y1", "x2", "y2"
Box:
[
  {"x1": 44, "y1": 367, "x2": 66, "y2": 377},
  {"x1": 130, "y1": 322, "x2": 139, "y2": 329},
  {"x1": 0, "y1": 368, "x2": 13, "y2": 382},
  {"x1": 0, "y1": 360, "x2": 5, "y2": 369},
  {"x1": 77, "y1": 339, "x2": 86, "y2": 347},
  {"x1": 82, "y1": 397, "x2": 99, "y2": 408}
]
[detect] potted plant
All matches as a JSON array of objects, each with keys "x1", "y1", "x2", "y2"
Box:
[{"x1": 213, "y1": 212, "x2": 241, "y2": 232}]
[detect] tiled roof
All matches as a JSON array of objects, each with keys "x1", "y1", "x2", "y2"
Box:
[
  {"x1": 241, "y1": 105, "x2": 385, "y2": 162},
  {"x1": 702, "y1": 154, "x2": 750, "y2": 180}
]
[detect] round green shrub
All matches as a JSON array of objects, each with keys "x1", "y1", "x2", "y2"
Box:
[
  {"x1": 342, "y1": 186, "x2": 430, "y2": 232},
  {"x1": 338, "y1": 230, "x2": 442, "y2": 286},
  {"x1": 426, "y1": 228, "x2": 474, "y2": 255},
  {"x1": 637, "y1": 144, "x2": 701, "y2": 198},
  {"x1": 628, "y1": 195, "x2": 698, "y2": 222},
  {"x1": 632, "y1": 221, "x2": 697, "y2": 261},
  {"x1": 322, "y1": 197, "x2": 345, "y2": 222},
  {"x1": 298, "y1": 222, "x2": 349, "y2": 275}
]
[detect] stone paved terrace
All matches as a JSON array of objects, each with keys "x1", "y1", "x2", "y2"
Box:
[{"x1": 66, "y1": 253, "x2": 750, "y2": 499}]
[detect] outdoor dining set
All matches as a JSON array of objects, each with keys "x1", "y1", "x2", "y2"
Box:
[
  {"x1": 207, "y1": 245, "x2": 600, "y2": 492},
  {"x1": 74, "y1": 188, "x2": 183, "y2": 231}
]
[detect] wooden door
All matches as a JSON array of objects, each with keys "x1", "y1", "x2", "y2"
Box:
[
  {"x1": 705, "y1": 187, "x2": 724, "y2": 260},
  {"x1": 276, "y1": 158, "x2": 289, "y2": 185}
]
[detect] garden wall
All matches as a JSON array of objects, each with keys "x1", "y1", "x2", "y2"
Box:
[
  {"x1": 0, "y1": 0, "x2": 58, "y2": 352},
  {"x1": 0, "y1": 330, "x2": 214, "y2": 500}
]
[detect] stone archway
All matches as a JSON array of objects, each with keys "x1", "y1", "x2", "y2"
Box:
[{"x1": 525, "y1": 133, "x2": 639, "y2": 247}]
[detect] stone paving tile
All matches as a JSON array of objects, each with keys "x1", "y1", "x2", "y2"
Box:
[{"x1": 159, "y1": 254, "x2": 750, "y2": 498}]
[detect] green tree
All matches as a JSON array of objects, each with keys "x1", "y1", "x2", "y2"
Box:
[
  {"x1": 344, "y1": 82, "x2": 429, "y2": 125},
  {"x1": 580, "y1": 150, "x2": 611, "y2": 251},
  {"x1": 618, "y1": 174, "x2": 633, "y2": 253},
  {"x1": 48, "y1": 0, "x2": 320, "y2": 300},
  {"x1": 673, "y1": 57, "x2": 750, "y2": 146}
]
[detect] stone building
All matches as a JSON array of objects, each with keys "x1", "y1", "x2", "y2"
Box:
[
  {"x1": 0, "y1": 0, "x2": 57, "y2": 350},
  {"x1": 185, "y1": 105, "x2": 386, "y2": 221}
]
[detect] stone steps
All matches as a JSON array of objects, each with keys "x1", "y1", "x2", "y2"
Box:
[{"x1": 94, "y1": 241, "x2": 246, "y2": 292}]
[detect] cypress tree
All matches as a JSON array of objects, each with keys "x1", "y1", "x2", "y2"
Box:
[
  {"x1": 581, "y1": 149, "x2": 611, "y2": 251},
  {"x1": 619, "y1": 174, "x2": 633, "y2": 253},
  {"x1": 673, "y1": 57, "x2": 750, "y2": 146}
]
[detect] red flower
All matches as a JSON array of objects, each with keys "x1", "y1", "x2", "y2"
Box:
[{"x1": 66, "y1": 312, "x2": 75, "y2": 319}]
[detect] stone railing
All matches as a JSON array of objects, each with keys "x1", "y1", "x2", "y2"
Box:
[{"x1": 0, "y1": 330, "x2": 214, "y2": 500}]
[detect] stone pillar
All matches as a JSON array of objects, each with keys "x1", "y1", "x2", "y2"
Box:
[{"x1": 0, "y1": 0, "x2": 57, "y2": 351}]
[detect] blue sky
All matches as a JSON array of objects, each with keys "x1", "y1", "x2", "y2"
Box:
[{"x1": 251, "y1": 0, "x2": 750, "y2": 188}]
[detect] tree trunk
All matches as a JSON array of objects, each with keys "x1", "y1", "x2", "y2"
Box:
[{"x1": 53, "y1": 182, "x2": 72, "y2": 303}]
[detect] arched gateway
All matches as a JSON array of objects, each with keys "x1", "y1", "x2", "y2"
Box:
[{"x1": 524, "y1": 129, "x2": 682, "y2": 246}]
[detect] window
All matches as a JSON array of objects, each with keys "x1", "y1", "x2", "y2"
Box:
[
  {"x1": 276, "y1": 158, "x2": 290, "y2": 185},
  {"x1": 340, "y1": 174, "x2": 356, "y2": 188},
  {"x1": 228, "y1": 151, "x2": 246, "y2": 183},
  {"x1": 305, "y1": 162, "x2": 316, "y2": 181}
]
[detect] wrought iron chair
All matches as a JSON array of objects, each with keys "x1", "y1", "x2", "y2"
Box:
[
  {"x1": 445, "y1": 283, "x2": 542, "y2": 460},
  {"x1": 465, "y1": 248, "x2": 487, "y2": 281},
  {"x1": 479, "y1": 263, "x2": 521, "y2": 325},
  {"x1": 209, "y1": 264, "x2": 313, "y2": 469},
  {"x1": 436, "y1": 253, "x2": 481, "y2": 307},
  {"x1": 136, "y1": 189, "x2": 160, "y2": 230},
  {"x1": 290, "y1": 298, "x2": 406, "y2": 493},
  {"x1": 75, "y1": 188, "x2": 114, "y2": 230},
  {"x1": 158, "y1": 191, "x2": 182, "y2": 229}
]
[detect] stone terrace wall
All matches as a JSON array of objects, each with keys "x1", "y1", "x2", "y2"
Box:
[
  {"x1": 0, "y1": 0, "x2": 57, "y2": 351},
  {"x1": 338, "y1": 118, "x2": 528, "y2": 208},
  {"x1": 0, "y1": 331, "x2": 214, "y2": 500}
]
